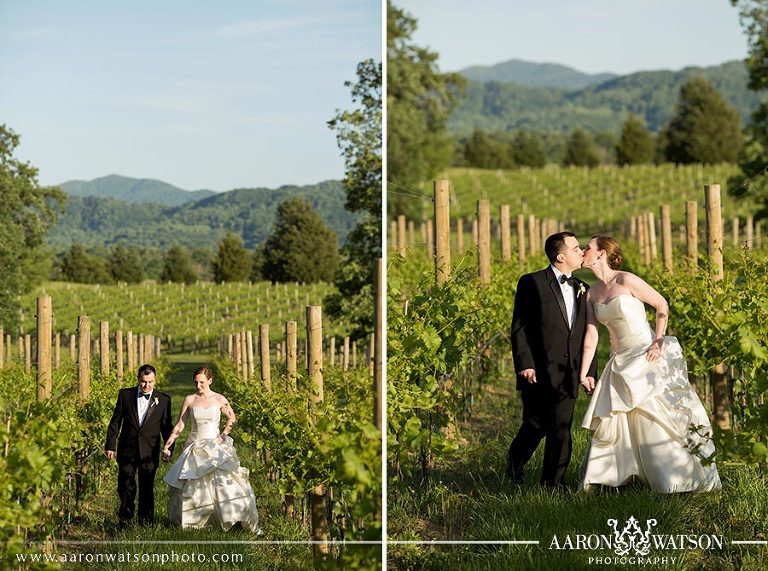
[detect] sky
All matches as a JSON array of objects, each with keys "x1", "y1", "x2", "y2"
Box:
[
  {"x1": 395, "y1": 0, "x2": 749, "y2": 75},
  {"x1": 0, "y1": 0, "x2": 381, "y2": 191}
]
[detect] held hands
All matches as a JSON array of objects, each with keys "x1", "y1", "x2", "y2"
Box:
[
  {"x1": 216, "y1": 433, "x2": 227, "y2": 445},
  {"x1": 105, "y1": 450, "x2": 115, "y2": 461},
  {"x1": 646, "y1": 338, "x2": 663, "y2": 362},
  {"x1": 518, "y1": 368, "x2": 537, "y2": 384},
  {"x1": 162, "y1": 447, "x2": 172, "y2": 462},
  {"x1": 580, "y1": 376, "x2": 596, "y2": 395}
]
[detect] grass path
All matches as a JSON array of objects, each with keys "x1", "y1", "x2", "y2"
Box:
[
  {"x1": 388, "y1": 374, "x2": 768, "y2": 570},
  {"x1": 52, "y1": 353, "x2": 317, "y2": 570}
]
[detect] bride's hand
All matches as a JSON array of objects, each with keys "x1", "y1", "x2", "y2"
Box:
[
  {"x1": 646, "y1": 338, "x2": 663, "y2": 362},
  {"x1": 216, "y1": 434, "x2": 225, "y2": 445}
]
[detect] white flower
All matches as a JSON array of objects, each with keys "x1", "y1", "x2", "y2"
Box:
[
  {"x1": 152, "y1": 397, "x2": 159, "y2": 407},
  {"x1": 576, "y1": 283, "x2": 586, "y2": 297}
]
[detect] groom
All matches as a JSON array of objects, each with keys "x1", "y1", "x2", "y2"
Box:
[
  {"x1": 105, "y1": 364, "x2": 174, "y2": 526},
  {"x1": 507, "y1": 232, "x2": 597, "y2": 488}
]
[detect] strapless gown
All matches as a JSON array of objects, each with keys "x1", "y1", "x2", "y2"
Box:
[
  {"x1": 163, "y1": 406, "x2": 260, "y2": 531},
  {"x1": 580, "y1": 295, "x2": 721, "y2": 493}
]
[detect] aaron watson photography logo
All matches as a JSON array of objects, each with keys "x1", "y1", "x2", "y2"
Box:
[{"x1": 549, "y1": 515, "x2": 724, "y2": 565}]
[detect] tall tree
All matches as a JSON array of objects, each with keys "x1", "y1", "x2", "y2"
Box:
[
  {"x1": 59, "y1": 244, "x2": 112, "y2": 284},
  {"x1": 663, "y1": 77, "x2": 743, "y2": 164},
  {"x1": 160, "y1": 244, "x2": 197, "y2": 284},
  {"x1": 729, "y1": 1, "x2": 768, "y2": 216},
  {"x1": 512, "y1": 130, "x2": 547, "y2": 168},
  {"x1": 387, "y1": 1, "x2": 465, "y2": 217},
  {"x1": 616, "y1": 115, "x2": 655, "y2": 165},
  {"x1": 212, "y1": 232, "x2": 252, "y2": 283},
  {"x1": 325, "y1": 58, "x2": 382, "y2": 337},
  {"x1": 563, "y1": 128, "x2": 600, "y2": 167},
  {"x1": 262, "y1": 197, "x2": 340, "y2": 283},
  {"x1": 462, "y1": 130, "x2": 513, "y2": 169},
  {"x1": 0, "y1": 125, "x2": 65, "y2": 327},
  {"x1": 110, "y1": 244, "x2": 144, "y2": 283}
]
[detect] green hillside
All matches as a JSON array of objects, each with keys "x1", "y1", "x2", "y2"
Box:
[
  {"x1": 459, "y1": 58, "x2": 616, "y2": 89},
  {"x1": 48, "y1": 180, "x2": 359, "y2": 251},
  {"x1": 60, "y1": 174, "x2": 216, "y2": 206},
  {"x1": 451, "y1": 60, "x2": 763, "y2": 135}
]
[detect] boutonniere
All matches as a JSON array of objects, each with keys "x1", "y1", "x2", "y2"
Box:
[
  {"x1": 152, "y1": 397, "x2": 159, "y2": 407},
  {"x1": 576, "y1": 282, "x2": 586, "y2": 298}
]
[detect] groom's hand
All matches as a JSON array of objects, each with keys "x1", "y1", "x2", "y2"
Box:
[
  {"x1": 518, "y1": 369, "x2": 536, "y2": 384},
  {"x1": 580, "y1": 376, "x2": 596, "y2": 394},
  {"x1": 105, "y1": 450, "x2": 115, "y2": 460}
]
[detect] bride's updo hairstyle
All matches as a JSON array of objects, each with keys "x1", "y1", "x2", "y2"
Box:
[
  {"x1": 593, "y1": 235, "x2": 623, "y2": 270},
  {"x1": 193, "y1": 366, "x2": 214, "y2": 380}
]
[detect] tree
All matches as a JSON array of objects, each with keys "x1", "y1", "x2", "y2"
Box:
[
  {"x1": 729, "y1": 1, "x2": 768, "y2": 216},
  {"x1": 663, "y1": 77, "x2": 743, "y2": 164},
  {"x1": 59, "y1": 244, "x2": 112, "y2": 284},
  {"x1": 512, "y1": 131, "x2": 547, "y2": 168},
  {"x1": 212, "y1": 232, "x2": 252, "y2": 283},
  {"x1": 387, "y1": 1, "x2": 465, "y2": 217},
  {"x1": 0, "y1": 125, "x2": 66, "y2": 328},
  {"x1": 325, "y1": 58, "x2": 383, "y2": 337},
  {"x1": 262, "y1": 197, "x2": 340, "y2": 283},
  {"x1": 616, "y1": 115, "x2": 655, "y2": 165},
  {"x1": 563, "y1": 128, "x2": 600, "y2": 167},
  {"x1": 110, "y1": 244, "x2": 144, "y2": 283},
  {"x1": 462, "y1": 130, "x2": 513, "y2": 169},
  {"x1": 160, "y1": 244, "x2": 197, "y2": 284}
]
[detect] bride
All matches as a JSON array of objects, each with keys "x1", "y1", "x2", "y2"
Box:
[
  {"x1": 577, "y1": 236, "x2": 721, "y2": 493},
  {"x1": 162, "y1": 366, "x2": 261, "y2": 531}
]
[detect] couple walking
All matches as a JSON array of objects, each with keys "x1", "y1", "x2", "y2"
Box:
[
  {"x1": 104, "y1": 364, "x2": 261, "y2": 531},
  {"x1": 507, "y1": 232, "x2": 721, "y2": 493}
]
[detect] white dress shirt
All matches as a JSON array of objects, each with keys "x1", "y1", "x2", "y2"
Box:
[
  {"x1": 551, "y1": 265, "x2": 576, "y2": 329},
  {"x1": 137, "y1": 389, "x2": 153, "y2": 426}
]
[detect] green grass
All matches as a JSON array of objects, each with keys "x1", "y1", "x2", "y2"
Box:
[
  {"x1": 387, "y1": 374, "x2": 768, "y2": 570},
  {"x1": 37, "y1": 354, "x2": 380, "y2": 570}
]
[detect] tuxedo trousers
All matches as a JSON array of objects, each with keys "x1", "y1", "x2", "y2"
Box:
[
  {"x1": 508, "y1": 389, "x2": 576, "y2": 486},
  {"x1": 118, "y1": 457, "x2": 158, "y2": 524}
]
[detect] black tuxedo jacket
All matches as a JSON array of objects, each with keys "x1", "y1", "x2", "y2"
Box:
[
  {"x1": 105, "y1": 387, "x2": 173, "y2": 465},
  {"x1": 510, "y1": 267, "x2": 597, "y2": 399}
]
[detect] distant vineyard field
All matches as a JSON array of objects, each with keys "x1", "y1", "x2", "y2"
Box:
[
  {"x1": 406, "y1": 163, "x2": 749, "y2": 229},
  {"x1": 17, "y1": 281, "x2": 348, "y2": 349}
]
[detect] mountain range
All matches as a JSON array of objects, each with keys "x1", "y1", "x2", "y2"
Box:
[
  {"x1": 50, "y1": 176, "x2": 358, "y2": 252},
  {"x1": 450, "y1": 59, "x2": 763, "y2": 135}
]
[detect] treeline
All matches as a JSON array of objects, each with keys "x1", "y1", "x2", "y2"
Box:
[
  {"x1": 53, "y1": 197, "x2": 341, "y2": 285},
  {"x1": 456, "y1": 77, "x2": 743, "y2": 169}
]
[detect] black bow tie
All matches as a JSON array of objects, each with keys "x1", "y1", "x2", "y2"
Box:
[
  {"x1": 140, "y1": 393, "x2": 151, "y2": 399},
  {"x1": 560, "y1": 274, "x2": 577, "y2": 287}
]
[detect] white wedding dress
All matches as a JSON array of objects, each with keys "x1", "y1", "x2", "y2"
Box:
[
  {"x1": 163, "y1": 406, "x2": 261, "y2": 531},
  {"x1": 580, "y1": 295, "x2": 721, "y2": 493}
]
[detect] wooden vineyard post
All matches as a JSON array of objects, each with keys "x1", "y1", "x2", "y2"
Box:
[
  {"x1": 343, "y1": 336, "x2": 350, "y2": 372},
  {"x1": 70, "y1": 334, "x2": 76, "y2": 363},
  {"x1": 472, "y1": 217, "x2": 478, "y2": 246},
  {"x1": 37, "y1": 296, "x2": 52, "y2": 401},
  {"x1": 259, "y1": 325, "x2": 271, "y2": 390},
  {"x1": 478, "y1": 199, "x2": 491, "y2": 285},
  {"x1": 408, "y1": 219, "x2": 415, "y2": 249},
  {"x1": 686, "y1": 201, "x2": 698, "y2": 269},
  {"x1": 138, "y1": 334, "x2": 145, "y2": 365},
  {"x1": 434, "y1": 179, "x2": 451, "y2": 285},
  {"x1": 54, "y1": 333, "x2": 60, "y2": 369},
  {"x1": 126, "y1": 332, "x2": 134, "y2": 372},
  {"x1": 389, "y1": 220, "x2": 397, "y2": 252},
  {"x1": 397, "y1": 214, "x2": 406, "y2": 257},
  {"x1": 24, "y1": 335, "x2": 31, "y2": 374},
  {"x1": 330, "y1": 337, "x2": 336, "y2": 367},
  {"x1": 732, "y1": 216, "x2": 739, "y2": 248},
  {"x1": 352, "y1": 340, "x2": 357, "y2": 369},
  {"x1": 647, "y1": 211, "x2": 657, "y2": 262},
  {"x1": 286, "y1": 321, "x2": 297, "y2": 393},
  {"x1": 100, "y1": 321, "x2": 109, "y2": 377},
  {"x1": 500, "y1": 204, "x2": 511, "y2": 262},
  {"x1": 746, "y1": 215, "x2": 754, "y2": 249},
  {"x1": 78, "y1": 316, "x2": 91, "y2": 402},
  {"x1": 457, "y1": 217, "x2": 464, "y2": 255},
  {"x1": 306, "y1": 305, "x2": 328, "y2": 554},
  {"x1": 0, "y1": 327, "x2": 3, "y2": 369},
  {"x1": 517, "y1": 214, "x2": 526, "y2": 263},
  {"x1": 116, "y1": 331, "x2": 123, "y2": 382},
  {"x1": 374, "y1": 258, "x2": 383, "y2": 430},
  {"x1": 247, "y1": 330, "x2": 255, "y2": 383},
  {"x1": 705, "y1": 184, "x2": 729, "y2": 429},
  {"x1": 660, "y1": 205, "x2": 673, "y2": 273}
]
